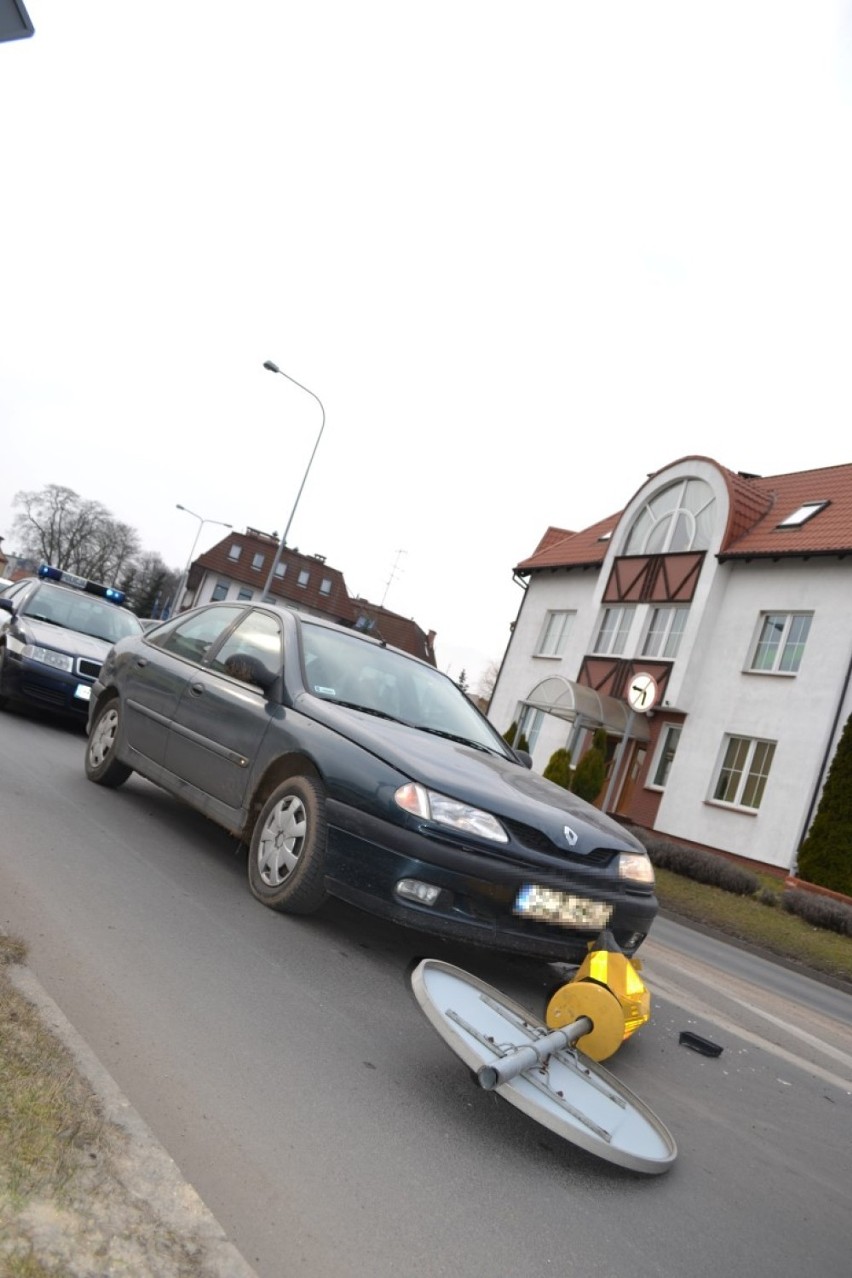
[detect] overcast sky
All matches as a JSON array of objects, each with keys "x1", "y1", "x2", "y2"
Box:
[{"x1": 2, "y1": 2, "x2": 851, "y2": 685}]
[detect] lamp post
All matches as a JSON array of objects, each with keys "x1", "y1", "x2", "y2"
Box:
[
  {"x1": 260, "y1": 360, "x2": 326, "y2": 599},
  {"x1": 171, "y1": 504, "x2": 233, "y2": 615}
]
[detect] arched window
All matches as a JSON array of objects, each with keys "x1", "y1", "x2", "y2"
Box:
[{"x1": 622, "y1": 478, "x2": 715, "y2": 554}]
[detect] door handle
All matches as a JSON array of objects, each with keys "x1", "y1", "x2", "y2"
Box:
[{"x1": 189, "y1": 682, "x2": 205, "y2": 695}]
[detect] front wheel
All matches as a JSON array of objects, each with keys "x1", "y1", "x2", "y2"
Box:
[
  {"x1": 0, "y1": 645, "x2": 11, "y2": 710},
  {"x1": 85, "y1": 698, "x2": 132, "y2": 788},
  {"x1": 247, "y1": 775, "x2": 329, "y2": 914}
]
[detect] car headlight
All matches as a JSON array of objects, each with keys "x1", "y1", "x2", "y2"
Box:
[
  {"x1": 22, "y1": 644, "x2": 74, "y2": 673},
  {"x1": 395, "y1": 782, "x2": 508, "y2": 843},
  {"x1": 618, "y1": 851, "x2": 655, "y2": 885}
]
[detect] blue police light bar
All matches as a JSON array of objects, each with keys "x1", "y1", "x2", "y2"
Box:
[{"x1": 38, "y1": 564, "x2": 126, "y2": 606}]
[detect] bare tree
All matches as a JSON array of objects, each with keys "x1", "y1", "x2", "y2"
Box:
[
  {"x1": 12, "y1": 485, "x2": 140, "y2": 582},
  {"x1": 121, "y1": 552, "x2": 179, "y2": 618},
  {"x1": 476, "y1": 659, "x2": 501, "y2": 705}
]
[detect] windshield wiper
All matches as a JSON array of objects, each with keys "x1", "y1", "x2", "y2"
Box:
[
  {"x1": 27, "y1": 613, "x2": 62, "y2": 626},
  {"x1": 412, "y1": 725, "x2": 500, "y2": 755},
  {"x1": 331, "y1": 699, "x2": 401, "y2": 723}
]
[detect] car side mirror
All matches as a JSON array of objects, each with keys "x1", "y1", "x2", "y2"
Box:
[
  {"x1": 0, "y1": 598, "x2": 14, "y2": 616},
  {"x1": 513, "y1": 748, "x2": 533, "y2": 769}
]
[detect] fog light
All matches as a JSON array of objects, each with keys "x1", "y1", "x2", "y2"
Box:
[{"x1": 396, "y1": 879, "x2": 441, "y2": 906}]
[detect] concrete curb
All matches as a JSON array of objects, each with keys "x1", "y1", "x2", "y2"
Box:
[{"x1": 10, "y1": 964, "x2": 259, "y2": 1278}]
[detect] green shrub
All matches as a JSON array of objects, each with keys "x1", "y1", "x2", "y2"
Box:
[
  {"x1": 796, "y1": 713, "x2": 852, "y2": 896},
  {"x1": 503, "y1": 721, "x2": 518, "y2": 747},
  {"x1": 516, "y1": 732, "x2": 530, "y2": 753},
  {"x1": 543, "y1": 747, "x2": 572, "y2": 789},
  {"x1": 571, "y1": 745, "x2": 606, "y2": 804}
]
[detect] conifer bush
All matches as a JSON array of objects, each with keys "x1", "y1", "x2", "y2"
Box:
[
  {"x1": 571, "y1": 730, "x2": 607, "y2": 804},
  {"x1": 543, "y1": 747, "x2": 572, "y2": 789},
  {"x1": 796, "y1": 713, "x2": 852, "y2": 896}
]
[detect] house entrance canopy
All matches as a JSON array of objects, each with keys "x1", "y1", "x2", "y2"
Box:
[{"x1": 524, "y1": 676, "x2": 650, "y2": 741}]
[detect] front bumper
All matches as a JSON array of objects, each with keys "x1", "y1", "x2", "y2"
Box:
[
  {"x1": 324, "y1": 801, "x2": 657, "y2": 963},
  {"x1": 1, "y1": 651, "x2": 96, "y2": 719}
]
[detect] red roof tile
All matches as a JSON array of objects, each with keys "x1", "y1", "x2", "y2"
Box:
[
  {"x1": 515, "y1": 460, "x2": 852, "y2": 574},
  {"x1": 516, "y1": 515, "x2": 621, "y2": 572},
  {"x1": 720, "y1": 463, "x2": 852, "y2": 558}
]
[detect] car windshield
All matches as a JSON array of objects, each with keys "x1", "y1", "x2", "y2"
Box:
[
  {"x1": 23, "y1": 582, "x2": 144, "y2": 644},
  {"x1": 300, "y1": 622, "x2": 511, "y2": 755}
]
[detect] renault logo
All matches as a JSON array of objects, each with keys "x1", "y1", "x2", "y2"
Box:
[{"x1": 563, "y1": 824, "x2": 578, "y2": 847}]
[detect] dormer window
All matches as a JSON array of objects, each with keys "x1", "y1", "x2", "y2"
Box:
[{"x1": 776, "y1": 501, "x2": 829, "y2": 528}]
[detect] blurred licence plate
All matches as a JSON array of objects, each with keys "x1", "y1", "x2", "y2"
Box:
[
  {"x1": 514, "y1": 884, "x2": 612, "y2": 929},
  {"x1": 74, "y1": 684, "x2": 91, "y2": 702}
]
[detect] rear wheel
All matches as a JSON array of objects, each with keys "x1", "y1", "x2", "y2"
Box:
[
  {"x1": 247, "y1": 775, "x2": 329, "y2": 914},
  {"x1": 85, "y1": 698, "x2": 132, "y2": 788}
]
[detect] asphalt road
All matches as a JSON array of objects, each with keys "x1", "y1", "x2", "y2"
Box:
[{"x1": 1, "y1": 708, "x2": 850, "y2": 1278}]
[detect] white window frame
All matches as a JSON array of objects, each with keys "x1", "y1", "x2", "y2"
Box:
[
  {"x1": 236, "y1": 588, "x2": 254, "y2": 602},
  {"x1": 297, "y1": 569, "x2": 310, "y2": 588},
  {"x1": 748, "y1": 612, "x2": 813, "y2": 674},
  {"x1": 210, "y1": 581, "x2": 229, "y2": 602},
  {"x1": 642, "y1": 605, "x2": 689, "y2": 660},
  {"x1": 320, "y1": 577, "x2": 332, "y2": 596},
  {"x1": 517, "y1": 705, "x2": 545, "y2": 753},
  {"x1": 228, "y1": 544, "x2": 242, "y2": 562},
  {"x1": 251, "y1": 552, "x2": 265, "y2": 571},
  {"x1": 710, "y1": 735, "x2": 776, "y2": 810},
  {"x1": 535, "y1": 610, "x2": 575, "y2": 658},
  {"x1": 649, "y1": 724, "x2": 681, "y2": 788},
  {"x1": 274, "y1": 562, "x2": 286, "y2": 578},
  {"x1": 592, "y1": 605, "x2": 634, "y2": 656}
]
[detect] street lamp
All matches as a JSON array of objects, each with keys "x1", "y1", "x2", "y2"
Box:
[
  {"x1": 260, "y1": 360, "x2": 326, "y2": 599},
  {"x1": 171, "y1": 503, "x2": 233, "y2": 615}
]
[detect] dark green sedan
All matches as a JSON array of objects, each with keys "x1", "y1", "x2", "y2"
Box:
[{"x1": 85, "y1": 601, "x2": 657, "y2": 963}]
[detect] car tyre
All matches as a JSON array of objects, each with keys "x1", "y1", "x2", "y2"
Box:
[
  {"x1": 0, "y1": 646, "x2": 11, "y2": 710},
  {"x1": 85, "y1": 698, "x2": 133, "y2": 788},
  {"x1": 247, "y1": 775, "x2": 329, "y2": 914}
]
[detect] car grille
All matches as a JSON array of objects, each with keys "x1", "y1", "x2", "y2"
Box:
[
  {"x1": 76, "y1": 658, "x2": 101, "y2": 679},
  {"x1": 21, "y1": 682, "x2": 67, "y2": 707},
  {"x1": 501, "y1": 817, "x2": 616, "y2": 868}
]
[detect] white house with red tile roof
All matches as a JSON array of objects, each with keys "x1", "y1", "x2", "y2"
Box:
[{"x1": 488, "y1": 456, "x2": 852, "y2": 873}]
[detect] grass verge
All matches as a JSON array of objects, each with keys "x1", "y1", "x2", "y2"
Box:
[{"x1": 654, "y1": 867, "x2": 852, "y2": 987}]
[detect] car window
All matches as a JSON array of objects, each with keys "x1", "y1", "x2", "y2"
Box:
[
  {"x1": 208, "y1": 610, "x2": 283, "y2": 687},
  {"x1": 147, "y1": 605, "x2": 245, "y2": 664},
  {"x1": 21, "y1": 582, "x2": 144, "y2": 643},
  {"x1": 301, "y1": 622, "x2": 510, "y2": 754}
]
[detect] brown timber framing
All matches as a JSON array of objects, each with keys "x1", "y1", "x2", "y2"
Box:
[{"x1": 603, "y1": 551, "x2": 705, "y2": 603}]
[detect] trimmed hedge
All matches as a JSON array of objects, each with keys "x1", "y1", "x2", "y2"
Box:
[
  {"x1": 627, "y1": 828, "x2": 761, "y2": 896},
  {"x1": 625, "y1": 822, "x2": 852, "y2": 938},
  {"x1": 780, "y1": 889, "x2": 852, "y2": 938}
]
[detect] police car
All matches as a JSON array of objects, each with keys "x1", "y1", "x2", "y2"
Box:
[{"x1": 0, "y1": 566, "x2": 145, "y2": 721}]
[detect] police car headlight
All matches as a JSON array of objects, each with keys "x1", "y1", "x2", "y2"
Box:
[
  {"x1": 618, "y1": 852, "x2": 655, "y2": 885},
  {"x1": 23, "y1": 644, "x2": 74, "y2": 673},
  {"x1": 395, "y1": 782, "x2": 509, "y2": 843}
]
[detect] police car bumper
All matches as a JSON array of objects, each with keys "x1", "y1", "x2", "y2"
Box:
[{"x1": 1, "y1": 650, "x2": 96, "y2": 718}]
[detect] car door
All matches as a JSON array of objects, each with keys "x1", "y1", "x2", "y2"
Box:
[
  {"x1": 126, "y1": 605, "x2": 247, "y2": 766},
  {"x1": 163, "y1": 608, "x2": 284, "y2": 811}
]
